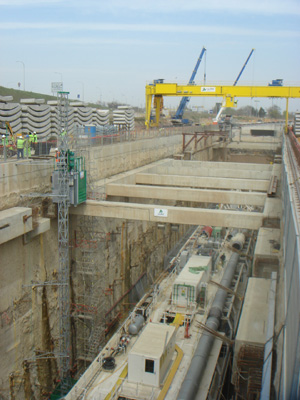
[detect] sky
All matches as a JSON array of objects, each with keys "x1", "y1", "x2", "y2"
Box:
[{"x1": 1, "y1": 0, "x2": 300, "y2": 112}]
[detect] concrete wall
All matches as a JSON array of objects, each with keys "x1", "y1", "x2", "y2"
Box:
[{"x1": 0, "y1": 132, "x2": 205, "y2": 398}]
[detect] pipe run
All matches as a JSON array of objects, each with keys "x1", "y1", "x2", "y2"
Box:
[{"x1": 177, "y1": 251, "x2": 241, "y2": 400}]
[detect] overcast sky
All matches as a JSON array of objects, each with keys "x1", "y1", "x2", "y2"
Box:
[{"x1": 1, "y1": 0, "x2": 300, "y2": 112}]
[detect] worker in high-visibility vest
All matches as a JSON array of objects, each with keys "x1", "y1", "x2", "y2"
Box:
[
  {"x1": 32, "y1": 131, "x2": 38, "y2": 154},
  {"x1": 29, "y1": 131, "x2": 34, "y2": 145},
  {"x1": 17, "y1": 136, "x2": 25, "y2": 159},
  {"x1": 24, "y1": 135, "x2": 31, "y2": 158}
]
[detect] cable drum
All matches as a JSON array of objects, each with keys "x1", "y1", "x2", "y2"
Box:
[{"x1": 102, "y1": 356, "x2": 116, "y2": 370}]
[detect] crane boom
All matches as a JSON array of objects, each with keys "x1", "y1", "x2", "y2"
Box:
[
  {"x1": 215, "y1": 48, "x2": 254, "y2": 122},
  {"x1": 233, "y1": 48, "x2": 255, "y2": 86},
  {"x1": 172, "y1": 46, "x2": 206, "y2": 123}
]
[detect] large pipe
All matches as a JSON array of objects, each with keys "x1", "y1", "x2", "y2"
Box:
[{"x1": 177, "y1": 251, "x2": 241, "y2": 400}]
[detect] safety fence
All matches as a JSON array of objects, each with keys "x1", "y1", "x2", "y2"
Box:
[
  {"x1": 280, "y1": 133, "x2": 300, "y2": 399},
  {"x1": 0, "y1": 125, "x2": 194, "y2": 162}
]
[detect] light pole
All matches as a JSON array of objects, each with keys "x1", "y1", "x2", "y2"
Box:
[
  {"x1": 78, "y1": 81, "x2": 84, "y2": 102},
  {"x1": 96, "y1": 86, "x2": 102, "y2": 105},
  {"x1": 16, "y1": 61, "x2": 25, "y2": 91}
]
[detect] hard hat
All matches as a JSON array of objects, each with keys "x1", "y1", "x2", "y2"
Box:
[
  {"x1": 26, "y1": 135, "x2": 29, "y2": 138},
  {"x1": 33, "y1": 131, "x2": 36, "y2": 134}
]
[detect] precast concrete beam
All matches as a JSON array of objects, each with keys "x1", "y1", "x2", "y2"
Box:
[
  {"x1": 135, "y1": 173, "x2": 269, "y2": 192},
  {"x1": 24, "y1": 217, "x2": 50, "y2": 243},
  {"x1": 263, "y1": 198, "x2": 281, "y2": 228},
  {"x1": 106, "y1": 183, "x2": 267, "y2": 206},
  {"x1": 165, "y1": 160, "x2": 273, "y2": 171},
  {"x1": 70, "y1": 200, "x2": 263, "y2": 230},
  {"x1": 151, "y1": 166, "x2": 272, "y2": 180},
  {"x1": 0, "y1": 207, "x2": 32, "y2": 244}
]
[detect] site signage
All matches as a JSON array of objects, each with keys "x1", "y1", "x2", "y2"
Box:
[
  {"x1": 154, "y1": 208, "x2": 168, "y2": 218},
  {"x1": 201, "y1": 87, "x2": 216, "y2": 93},
  {"x1": 51, "y1": 82, "x2": 63, "y2": 92}
]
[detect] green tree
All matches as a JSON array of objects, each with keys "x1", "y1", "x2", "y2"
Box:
[
  {"x1": 258, "y1": 107, "x2": 267, "y2": 118},
  {"x1": 267, "y1": 105, "x2": 282, "y2": 119}
]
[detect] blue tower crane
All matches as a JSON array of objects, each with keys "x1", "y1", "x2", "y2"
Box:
[{"x1": 172, "y1": 47, "x2": 206, "y2": 125}]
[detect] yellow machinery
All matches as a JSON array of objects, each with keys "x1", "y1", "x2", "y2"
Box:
[{"x1": 145, "y1": 83, "x2": 300, "y2": 129}]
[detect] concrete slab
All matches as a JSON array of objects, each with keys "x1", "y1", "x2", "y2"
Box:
[
  {"x1": 253, "y1": 227, "x2": 281, "y2": 278},
  {"x1": 0, "y1": 207, "x2": 32, "y2": 244},
  {"x1": 70, "y1": 200, "x2": 263, "y2": 230}
]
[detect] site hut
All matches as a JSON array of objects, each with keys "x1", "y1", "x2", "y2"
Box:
[
  {"x1": 128, "y1": 322, "x2": 176, "y2": 387},
  {"x1": 172, "y1": 255, "x2": 211, "y2": 307}
]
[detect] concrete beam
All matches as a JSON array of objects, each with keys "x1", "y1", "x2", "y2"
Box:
[
  {"x1": 0, "y1": 207, "x2": 32, "y2": 244},
  {"x1": 135, "y1": 173, "x2": 269, "y2": 192},
  {"x1": 106, "y1": 183, "x2": 267, "y2": 206},
  {"x1": 165, "y1": 160, "x2": 273, "y2": 171},
  {"x1": 263, "y1": 198, "x2": 281, "y2": 228},
  {"x1": 24, "y1": 217, "x2": 51, "y2": 243},
  {"x1": 152, "y1": 166, "x2": 272, "y2": 180},
  {"x1": 70, "y1": 200, "x2": 263, "y2": 230}
]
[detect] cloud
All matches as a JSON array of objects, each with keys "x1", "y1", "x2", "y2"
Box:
[
  {"x1": 0, "y1": 0, "x2": 62, "y2": 4},
  {"x1": 1, "y1": 0, "x2": 299, "y2": 17},
  {"x1": 70, "y1": 0, "x2": 300, "y2": 17},
  {"x1": 1, "y1": 22, "x2": 299, "y2": 39}
]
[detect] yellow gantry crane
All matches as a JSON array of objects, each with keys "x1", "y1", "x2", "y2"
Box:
[{"x1": 145, "y1": 82, "x2": 300, "y2": 129}]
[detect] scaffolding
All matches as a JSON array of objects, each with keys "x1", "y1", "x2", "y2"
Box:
[
  {"x1": 57, "y1": 91, "x2": 72, "y2": 393},
  {"x1": 72, "y1": 216, "x2": 109, "y2": 371}
]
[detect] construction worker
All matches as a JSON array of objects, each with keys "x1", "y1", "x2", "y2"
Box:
[
  {"x1": 17, "y1": 136, "x2": 25, "y2": 159},
  {"x1": 24, "y1": 135, "x2": 31, "y2": 158},
  {"x1": 33, "y1": 131, "x2": 38, "y2": 153},
  {"x1": 29, "y1": 131, "x2": 34, "y2": 146}
]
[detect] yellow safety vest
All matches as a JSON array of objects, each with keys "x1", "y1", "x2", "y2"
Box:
[{"x1": 17, "y1": 138, "x2": 25, "y2": 149}]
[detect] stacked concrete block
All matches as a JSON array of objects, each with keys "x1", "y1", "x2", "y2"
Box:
[
  {"x1": 0, "y1": 97, "x2": 22, "y2": 136},
  {"x1": 0, "y1": 98, "x2": 133, "y2": 141},
  {"x1": 92, "y1": 109, "x2": 110, "y2": 126},
  {"x1": 47, "y1": 101, "x2": 75, "y2": 138},
  {"x1": 71, "y1": 103, "x2": 94, "y2": 126},
  {"x1": 20, "y1": 99, "x2": 52, "y2": 137},
  {"x1": 113, "y1": 106, "x2": 135, "y2": 131}
]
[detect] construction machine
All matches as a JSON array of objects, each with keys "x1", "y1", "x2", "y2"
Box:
[
  {"x1": 214, "y1": 48, "x2": 255, "y2": 124},
  {"x1": 1, "y1": 122, "x2": 22, "y2": 157},
  {"x1": 171, "y1": 47, "x2": 206, "y2": 125},
  {"x1": 269, "y1": 79, "x2": 283, "y2": 87}
]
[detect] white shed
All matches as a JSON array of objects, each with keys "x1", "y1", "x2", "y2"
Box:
[
  {"x1": 128, "y1": 323, "x2": 176, "y2": 387},
  {"x1": 172, "y1": 255, "x2": 211, "y2": 307}
]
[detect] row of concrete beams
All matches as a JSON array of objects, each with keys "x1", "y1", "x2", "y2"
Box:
[
  {"x1": 135, "y1": 173, "x2": 269, "y2": 192},
  {"x1": 106, "y1": 183, "x2": 266, "y2": 206},
  {"x1": 70, "y1": 200, "x2": 263, "y2": 230}
]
